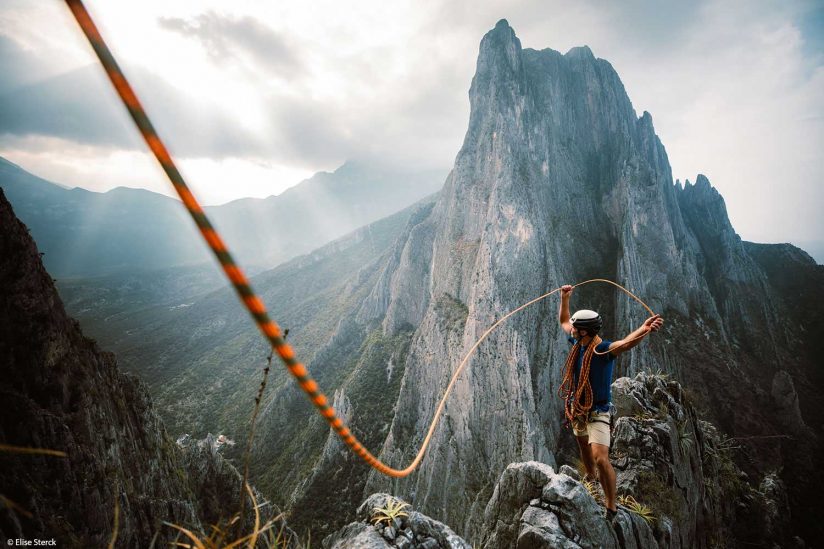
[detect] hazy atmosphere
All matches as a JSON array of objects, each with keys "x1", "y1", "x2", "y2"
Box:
[
  {"x1": 1, "y1": 0, "x2": 822, "y2": 256},
  {"x1": 3, "y1": 3, "x2": 824, "y2": 547}
]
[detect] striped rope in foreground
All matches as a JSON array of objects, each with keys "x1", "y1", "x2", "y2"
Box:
[
  {"x1": 64, "y1": 0, "x2": 657, "y2": 478},
  {"x1": 63, "y1": 0, "x2": 392, "y2": 475}
]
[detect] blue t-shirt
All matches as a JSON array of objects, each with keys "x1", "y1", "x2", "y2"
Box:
[{"x1": 567, "y1": 336, "x2": 615, "y2": 412}]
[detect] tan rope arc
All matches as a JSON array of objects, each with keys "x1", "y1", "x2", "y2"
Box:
[{"x1": 64, "y1": 0, "x2": 657, "y2": 478}]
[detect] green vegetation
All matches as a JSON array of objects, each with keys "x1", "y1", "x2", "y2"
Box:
[
  {"x1": 279, "y1": 328, "x2": 414, "y2": 536},
  {"x1": 634, "y1": 470, "x2": 683, "y2": 522},
  {"x1": 434, "y1": 293, "x2": 469, "y2": 327},
  {"x1": 677, "y1": 419, "x2": 694, "y2": 456},
  {"x1": 370, "y1": 499, "x2": 410, "y2": 527},
  {"x1": 618, "y1": 494, "x2": 655, "y2": 524},
  {"x1": 698, "y1": 420, "x2": 744, "y2": 502}
]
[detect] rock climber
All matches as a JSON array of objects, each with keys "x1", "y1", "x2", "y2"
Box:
[{"x1": 557, "y1": 284, "x2": 663, "y2": 522}]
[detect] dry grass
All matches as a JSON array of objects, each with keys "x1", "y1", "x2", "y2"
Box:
[
  {"x1": 0, "y1": 443, "x2": 67, "y2": 457},
  {"x1": 163, "y1": 483, "x2": 296, "y2": 548},
  {"x1": 108, "y1": 493, "x2": 120, "y2": 549},
  {"x1": 582, "y1": 479, "x2": 604, "y2": 505},
  {"x1": 0, "y1": 494, "x2": 33, "y2": 519},
  {"x1": 574, "y1": 458, "x2": 588, "y2": 478},
  {"x1": 0, "y1": 444, "x2": 68, "y2": 522}
]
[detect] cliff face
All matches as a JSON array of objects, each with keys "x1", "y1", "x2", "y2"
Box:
[
  {"x1": 341, "y1": 19, "x2": 822, "y2": 543},
  {"x1": 356, "y1": 19, "x2": 660, "y2": 526},
  {"x1": 0, "y1": 189, "x2": 285, "y2": 546}
]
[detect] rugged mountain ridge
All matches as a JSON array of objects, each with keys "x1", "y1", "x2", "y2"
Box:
[
  {"x1": 0, "y1": 189, "x2": 293, "y2": 546},
  {"x1": 325, "y1": 373, "x2": 790, "y2": 548}
]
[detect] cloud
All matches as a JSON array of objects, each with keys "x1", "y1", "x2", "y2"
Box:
[
  {"x1": 0, "y1": 35, "x2": 49, "y2": 94},
  {"x1": 0, "y1": 62, "x2": 139, "y2": 150},
  {"x1": 0, "y1": 33, "x2": 265, "y2": 159},
  {"x1": 1, "y1": 1, "x2": 821, "y2": 245},
  {"x1": 158, "y1": 12, "x2": 303, "y2": 77}
]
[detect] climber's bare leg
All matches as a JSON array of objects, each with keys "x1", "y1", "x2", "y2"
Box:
[
  {"x1": 575, "y1": 435, "x2": 597, "y2": 479},
  {"x1": 591, "y1": 442, "x2": 616, "y2": 511}
]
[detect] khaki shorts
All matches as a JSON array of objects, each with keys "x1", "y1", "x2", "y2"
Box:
[{"x1": 572, "y1": 411, "x2": 611, "y2": 447}]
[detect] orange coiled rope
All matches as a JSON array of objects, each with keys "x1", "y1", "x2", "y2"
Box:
[
  {"x1": 559, "y1": 336, "x2": 600, "y2": 425},
  {"x1": 64, "y1": 0, "x2": 657, "y2": 478}
]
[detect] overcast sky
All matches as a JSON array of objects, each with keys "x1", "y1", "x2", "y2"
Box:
[{"x1": 0, "y1": 0, "x2": 822, "y2": 255}]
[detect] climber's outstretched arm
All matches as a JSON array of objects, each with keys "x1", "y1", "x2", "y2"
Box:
[{"x1": 608, "y1": 314, "x2": 663, "y2": 356}]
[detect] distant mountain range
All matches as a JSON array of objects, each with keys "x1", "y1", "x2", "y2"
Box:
[{"x1": 0, "y1": 156, "x2": 445, "y2": 277}]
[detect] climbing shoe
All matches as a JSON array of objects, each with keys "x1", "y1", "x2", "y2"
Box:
[{"x1": 606, "y1": 507, "x2": 618, "y2": 525}]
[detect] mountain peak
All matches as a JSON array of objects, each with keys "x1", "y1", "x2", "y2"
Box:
[
  {"x1": 494, "y1": 18, "x2": 511, "y2": 30},
  {"x1": 695, "y1": 173, "x2": 712, "y2": 188},
  {"x1": 565, "y1": 45, "x2": 595, "y2": 60},
  {"x1": 477, "y1": 18, "x2": 522, "y2": 71}
]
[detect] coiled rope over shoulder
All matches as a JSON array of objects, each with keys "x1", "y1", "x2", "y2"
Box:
[{"x1": 65, "y1": 0, "x2": 657, "y2": 478}]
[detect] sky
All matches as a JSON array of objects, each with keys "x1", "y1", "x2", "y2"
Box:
[{"x1": 0, "y1": 0, "x2": 822, "y2": 256}]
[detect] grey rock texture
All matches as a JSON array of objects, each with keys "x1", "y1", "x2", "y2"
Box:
[
  {"x1": 323, "y1": 493, "x2": 471, "y2": 549},
  {"x1": 478, "y1": 373, "x2": 790, "y2": 548},
  {"x1": 348, "y1": 19, "x2": 824, "y2": 544},
  {"x1": 0, "y1": 190, "x2": 294, "y2": 546},
  {"x1": 480, "y1": 461, "x2": 653, "y2": 549},
  {"x1": 770, "y1": 370, "x2": 807, "y2": 435}
]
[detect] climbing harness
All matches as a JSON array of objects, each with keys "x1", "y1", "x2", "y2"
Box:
[{"x1": 64, "y1": 0, "x2": 658, "y2": 478}]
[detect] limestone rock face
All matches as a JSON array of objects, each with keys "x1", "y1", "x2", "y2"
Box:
[
  {"x1": 480, "y1": 461, "x2": 655, "y2": 549},
  {"x1": 478, "y1": 373, "x2": 789, "y2": 548},
  {"x1": 323, "y1": 493, "x2": 471, "y2": 549},
  {"x1": 343, "y1": 20, "x2": 824, "y2": 543},
  {"x1": 770, "y1": 370, "x2": 807, "y2": 435}
]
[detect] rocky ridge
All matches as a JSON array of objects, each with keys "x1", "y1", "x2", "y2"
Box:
[
  {"x1": 0, "y1": 189, "x2": 295, "y2": 546},
  {"x1": 323, "y1": 493, "x2": 470, "y2": 549},
  {"x1": 327, "y1": 373, "x2": 789, "y2": 548}
]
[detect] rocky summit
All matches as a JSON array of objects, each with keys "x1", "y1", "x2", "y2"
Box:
[{"x1": 328, "y1": 372, "x2": 790, "y2": 548}]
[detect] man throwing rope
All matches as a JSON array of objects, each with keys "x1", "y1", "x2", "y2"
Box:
[{"x1": 558, "y1": 284, "x2": 663, "y2": 522}]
